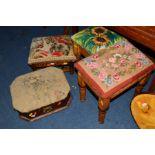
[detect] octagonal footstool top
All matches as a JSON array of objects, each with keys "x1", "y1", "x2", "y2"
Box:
[
  {"x1": 75, "y1": 39, "x2": 155, "y2": 98},
  {"x1": 10, "y1": 67, "x2": 70, "y2": 113}
]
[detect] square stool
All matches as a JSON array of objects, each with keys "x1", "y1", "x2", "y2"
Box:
[
  {"x1": 72, "y1": 26, "x2": 124, "y2": 59},
  {"x1": 28, "y1": 35, "x2": 76, "y2": 74},
  {"x1": 10, "y1": 67, "x2": 71, "y2": 121},
  {"x1": 75, "y1": 40, "x2": 155, "y2": 123}
]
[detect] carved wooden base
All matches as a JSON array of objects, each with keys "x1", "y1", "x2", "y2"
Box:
[
  {"x1": 98, "y1": 98, "x2": 110, "y2": 123},
  {"x1": 134, "y1": 74, "x2": 150, "y2": 96},
  {"x1": 78, "y1": 72, "x2": 86, "y2": 101},
  {"x1": 29, "y1": 62, "x2": 74, "y2": 74}
]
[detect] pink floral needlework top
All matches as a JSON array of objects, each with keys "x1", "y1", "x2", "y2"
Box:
[{"x1": 78, "y1": 40, "x2": 155, "y2": 92}]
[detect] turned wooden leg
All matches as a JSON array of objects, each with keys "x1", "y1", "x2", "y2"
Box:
[
  {"x1": 148, "y1": 75, "x2": 155, "y2": 92},
  {"x1": 64, "y1": 26, "x2": 70, "y2": 35},
  {"x1": 73, "y1": 42, "x2": 81, "y2": 60},
  {"x1": 69, "y1": 62, "x2": 74, "y2": 74},
  {"x1": 72, "y1": 26, "x2": 78, "y2": 34},
  {"x1": 78, "y1": 72, "x2": 86, "y2": 101},
  {"x1": 98, "y1": 98, "x2": 110, "y2": 123},
  {"x1": 134, "y1": 74, "x2": 150, "y2": 96}
]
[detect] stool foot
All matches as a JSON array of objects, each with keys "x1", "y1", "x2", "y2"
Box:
[
  {"x1": 134, "y1": 74, "x2": 150, "y2": 96},
  {"x1": 78, "y1": 72, "x2": 86, "y2": 101},
  {"x1": 98, "y1": 98, "x2": 110, "y2": 123}
]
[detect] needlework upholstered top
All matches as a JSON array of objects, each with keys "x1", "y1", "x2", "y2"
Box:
[
  {"x1": 28, "y1": 35, "x2": 76, "y2": 65},
  {"x1": 75, "y1": 40, "x2": 155, "y2": 98},
  {"x1": 71, "y1": 26, "x2": 124, "y2": 54},
  {"x1": 10, "y1": 67, "x2": 70, "y2": 113}
]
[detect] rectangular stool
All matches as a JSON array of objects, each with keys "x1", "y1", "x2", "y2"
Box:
[
  {"x1": 72, "y1": 26, "x2": 124, "y2": 59},
  {"x1": 75, "y1": 40, "x2": 155, "y2": 123},
  {"x1": 28, "y1": 35, "x2": 76, "y2": 74}
]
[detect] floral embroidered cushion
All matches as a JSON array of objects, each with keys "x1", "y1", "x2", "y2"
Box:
[
  {"x1": 10, "y1": 67, "x2": 70, "y2": 113},
  {"x1": 71, "y1": 27, "x2": 124, "y2": 54},
  {"x1": 75, "y1": 40, "x2": 155, "y2": 98},
  {"x1": 28, "y1": 35, "x2": 76, "y2": 65}
]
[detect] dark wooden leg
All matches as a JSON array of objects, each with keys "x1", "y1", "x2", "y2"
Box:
[
  {"x1": 78, "y1": 72, "x2": 86, "y2": 101},
  {"x1": 73, "y1": 42, "x2": 81, "y2": 60},
  {"x1": 98, "y1": 98, "x2": 110, "y2": 124},
  {"x1": 64, "y1": 26, "x2": 70, "y2": 35},
  {"x1": 72, "y1": 26, "x2": 78, "y2": 34},
  {"x1": 148, "y1": 75, "x2": 155, "y2": 92},
  {"x1": 69, "y1": 62, "x2": 74, "y2": 74},
  {"x1": 134, "y1": 74, "x2": 150, "y2": 96}
]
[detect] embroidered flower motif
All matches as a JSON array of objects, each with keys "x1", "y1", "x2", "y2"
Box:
[
  {"x1": 104, "y1": 76, "x2": 113, "y2": 86},
  {"x1": 91, "y1": 27, "x2": 107, "y2": 35},
  {"x1": 92, "y1": 54, "x2": 99, "y2": 60},
  {"x1": 113, "y1": 53, "x2": 122, "y2": 58},
  {"x1": 135, "y1": 53, "x2": 145, "y2": 59},
  {"x1": 135, "y1": 61, "x2": 142, "y2": 68},
  {"x1": 87, "y1": 62, "x2": 98, "y2": 69},
  {"x1": 125, "y1": 43, "x2": 133, "y2": 52},
  {"x1": 83, "y1": 57, "x2": 93, "y2": 64},
  {"x1": 141, "y1": 59, "x2": 148, "y2": 65},
  {"x1": 123, "y1": 55, "x2": 128, "y2": 59},
  {"x1": 120, "y1": 58, "x2": 126, "y2": 65},
  {"x1": 109, "y1": 57, "x2": 116, "y2": 63},
  {"x1": 114, "y1": 44, "x2": 121, "y2": 48},
  {"x1": 98, "y1": 70, "x2": 107, "y2": 81},
  {"x1": 93, "y1": 36, "x2": 109, "y2": 46},
  {"x1": 113, "y1": 73, "x2": 120, "y2": 81}
]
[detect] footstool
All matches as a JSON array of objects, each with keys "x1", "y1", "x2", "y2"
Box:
[
  {"x1": 10, "y1": 67, "x2": 71, "y2": 121},
  {"x1": 72, "y1": 26, "x2": 124, "y2": 59},
  {"x1": 75, "y1": 40, "x2": 155, "y2": 123},
  {"x1": 131, "y1": 93, "x2": 155, "y2": 129},
  {"x1": 28, "y1": 35, "x2": 76, "y2": 74}
]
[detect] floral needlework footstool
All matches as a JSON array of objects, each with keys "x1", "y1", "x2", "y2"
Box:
[
  {"x1": 75, "y1": 40, "x2": 155, "y2": 123},
  {"x1": 71, "y1": 26, "x2": 124, "y2": 59},
  {"x1": 10, "y1": 67, "x2": 71, "y2": 121},
  {"x1": 28, "y1": 35, "x2": 76, "y2": 74}
]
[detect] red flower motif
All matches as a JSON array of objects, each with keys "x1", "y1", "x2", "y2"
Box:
[
  {"x1": 114, "y1": 44, "x2": 121, "y2": 48},
  {"x1": 113, "y1": 73, "x2": 120, "y2": 81},
  {"x1": 51, "y1": 51, "x2": 64, "y2": 56},
  {"x1": 92, "y1": 54, "x2": 99, "y2": 59},
  {"x1": 39, "y1": 51, "x2": 49, "y2": 57},
  {"x1": 37, "y1": 44, "x2": 43, "y2": 48},
  {"x1": 57, "y1": 39, "x2": 68, "y2": 44},
  {"x1": 135, "y1": 61, "x2": 142, "y2": 67}
]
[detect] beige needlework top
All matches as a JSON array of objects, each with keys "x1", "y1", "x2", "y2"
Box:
[
  {"x1": 10, "y1": 67, "x2": 70, "y2": 113},
  {"x1": 28, "y1": 35, "x2": 76, "y2": 64}
]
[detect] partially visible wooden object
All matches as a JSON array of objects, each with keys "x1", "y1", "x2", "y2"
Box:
[
  {"x1": 29, "y1": 61, "x2": 74, "y2": 74},
  {"x1": 98, "y1": 98, "x2": 110, "y2": 123},
  {"x1": 78, "y1": 72, "x2": 86, "y2": 101},
  {"x1": 134, "y1": 74, "x2": 150, "y2": 96},
  {"x1": 107, "y1": 26, "x2": 155, "y2": 52},
  {"x1": 64, "y1": 26, "x2": 78, "y2": 35},
  {"x1": 131, "y1": 93, "x2": 155, "y2": 129}
]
